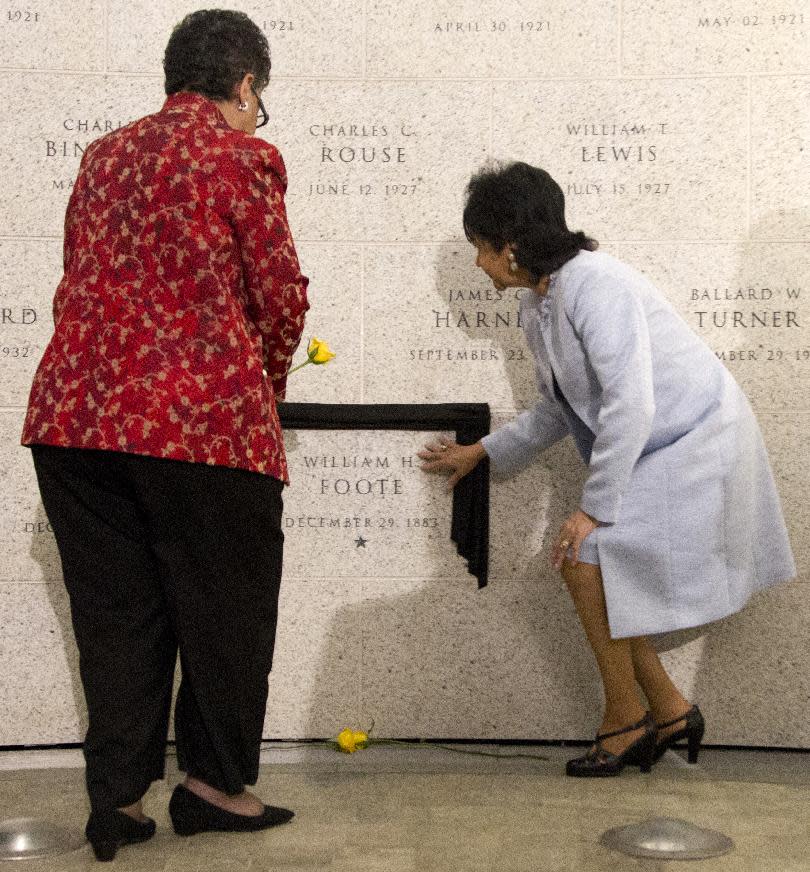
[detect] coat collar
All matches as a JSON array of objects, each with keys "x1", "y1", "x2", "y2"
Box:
[
  {"x1": 160, "y1": 91, "x2": 232, "y2": 131},
  {"x1": 519, "y1": 265, "x2": 563, "y2": 312},
  {"x1": 520, "y1": 266, "x2": 568, "y2": 402}
]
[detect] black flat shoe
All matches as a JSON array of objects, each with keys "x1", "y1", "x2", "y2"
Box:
[
  {"x1": 566, "y1": 713, "x2": 657, "y2": 777},
  {"x1": 85, "y1": 809, "x2": 156, "y2": 862},
  {"x1": 169, "y1": 784, "x2": 294, "y2": 836},
  {"x1": 653, "y1": 704, "x2": 705, "y2": 763}
]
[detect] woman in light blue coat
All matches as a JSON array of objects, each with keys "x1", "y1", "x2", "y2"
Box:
[{"x1": 420, "y1": 162, "x2": 795, "y2": 777}]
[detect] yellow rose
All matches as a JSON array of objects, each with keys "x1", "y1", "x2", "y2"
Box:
[
  {"x1": 307, "y1": 337, "x2": 336, "y2": 365},
  {"x1": 335, "y1": 727, "x2": 370, "y2": 753},
  {"x1": 336, "y1": 727, "x2": 358, "y2": 753}
]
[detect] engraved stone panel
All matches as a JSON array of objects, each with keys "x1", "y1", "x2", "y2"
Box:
[
  {"x1": 0, "y1": 583, "x2": 83, "y2": 745},
  {"x1": 0, "y1": 410, "x2": 61, "y2": 583},
  {"x1": 265, "y1": 579, "x2": 363, "y2": 738},
  {"x1": 623, "y1": 1, "x2": 810, "y2": 76},
  {"x1": 280, "y1": 429, "x2": 470, "y2": 579},
  {"x1": 0, "y1": 239, "x2": 60, "y2": 406},
  {"x1": 617, "y1": 243, "x2": 810, "y2": 411},
  {"x1": 492, "y1": 78, "x2": 747, "y2": 241},
  {"x1": 108, "y1": 1, "x2": 364, "y2": 79},
  {"x1": 0, "y1": 1, "x2": 105, "y2": 71},
  {"x1": 283, "y1": 244, "x2": 362, "y2": 405},
  {"x1": 0, "y1": 0, "x2": 808, "y2": 752},
  {"x1": 363, "y1": 245, "x2": 537, "y2": 408},
  {"x1": 366, "y1": 0, "x2": 618, "y2": 79},
  {"x1": 0, "y1": 73, "x2": 161, "y2": 236},
  {"x1": 261, "y1": 81, "x2": 489, "y2": 242},
  {"x1": 751, "y1": 76, "x2": 810, "y2": 240},
  {"x1": 356, "y1": 578, "x2": 599, "y2": 738}
]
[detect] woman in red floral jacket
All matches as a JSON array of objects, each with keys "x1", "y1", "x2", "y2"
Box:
[{"x1": 22, "y1": 11, "x2": 308, "y2": 859}]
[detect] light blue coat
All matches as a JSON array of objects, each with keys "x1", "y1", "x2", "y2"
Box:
[{"x1": 482, "y1": 250, "x2": 795, "y2": 638}]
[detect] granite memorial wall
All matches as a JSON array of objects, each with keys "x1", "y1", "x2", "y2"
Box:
[{"x1": 1, "y1": 1, "x2": 808, "y2": 746}]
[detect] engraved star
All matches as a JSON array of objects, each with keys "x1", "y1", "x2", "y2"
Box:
[{"x1": 355, "y1": 536, "x2": 368, "y2": 548}]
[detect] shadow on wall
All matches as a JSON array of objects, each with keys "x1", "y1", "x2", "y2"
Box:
[
  {"x1": 300, "y1": 221, "x2": 810, "y2": 745},
  {"x1": 430, "y1": 241, "x2": 536, "y2": 410},
  {"x1": 428, "y1": 239, "x2": 590, "y2": 578},
  {"x1": 300, "y1": 575, "x2": 603, "y2": 742}
]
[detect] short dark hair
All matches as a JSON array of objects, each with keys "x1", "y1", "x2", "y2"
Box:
[
  {"x1": 463, "y1": 161, "x2": 597, "y2": 281},
  {"x1": 163, "y1": 9, "x2": 271, "y2": 100}
]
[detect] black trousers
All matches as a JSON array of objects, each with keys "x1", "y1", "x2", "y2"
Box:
[{"x1": 31, "y1": 446, "x2": 285, "y2": 812}]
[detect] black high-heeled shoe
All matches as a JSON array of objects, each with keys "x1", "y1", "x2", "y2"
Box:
[
  {"x1": 653, "y1": 704, "x2": 705, "y2": 763},
  {"x1": 85, "y1": 809, "x2": 156, "y2": 862},
  {"x1": 566, "y1": 713, "x2": 657, "y2": 777},
  {"x1": 168, "y1": 784, "x2": 295, "y2": 836}
]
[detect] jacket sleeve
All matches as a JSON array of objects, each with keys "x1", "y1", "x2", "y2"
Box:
[
  {"x1": 570, "y1": 276, "x2": 655, "y2": 523},
  {"x1": 230, "y1": 141, "x2": 309, "y2": 400},
  {"x1": 55, "y1": 141, "x2": 98, "y2": 322},
  {"x1": 481, "y1": 388, "x2": 570, "y2": 476}
]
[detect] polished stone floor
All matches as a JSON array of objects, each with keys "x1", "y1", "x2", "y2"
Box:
[{"x1": 0, "y1": 743, "x2": 808, "y2": 871}]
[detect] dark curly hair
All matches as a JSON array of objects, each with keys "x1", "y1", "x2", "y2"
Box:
[
  {"x1": 463, "y1": 161, "x2": 597, "y2": 282},
  {"x1": 163, "y1": 9, "x2": 271, "y2": 100}
]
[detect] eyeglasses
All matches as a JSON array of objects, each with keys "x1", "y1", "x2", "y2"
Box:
[{"x1": 252, "y1": 86, "x2": 268, "y2": 128}]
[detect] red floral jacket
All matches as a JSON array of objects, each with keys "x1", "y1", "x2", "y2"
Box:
[{"x1": 22, "y1": 92, "x2": 309, "y2": 482}]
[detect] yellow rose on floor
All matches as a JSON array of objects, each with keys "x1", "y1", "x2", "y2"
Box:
[
  {"x1": 336, "y1": 728, "x2": 358, "y2": 753},
  {"x1": 307, "y1": 337, "x2": 336, "y2": 365},
  {"x1": 335, "y1": 727, "x2": 370, "y2": 753}
]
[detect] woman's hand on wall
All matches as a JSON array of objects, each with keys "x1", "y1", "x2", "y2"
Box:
[
  {"x1": 418, "y1": 440, "x2": 487, "y2": 491},
  {"x1": 553, "y1": 509, "x2": 599, "y2": 570}
]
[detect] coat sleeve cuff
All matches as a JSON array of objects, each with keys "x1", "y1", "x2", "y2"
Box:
[
  {"x1": 480, "y1": 429, "x2": 538, "y2": 477},
  {"x1": 579, "y1": 489, "x2": 620, "y2": 525}
]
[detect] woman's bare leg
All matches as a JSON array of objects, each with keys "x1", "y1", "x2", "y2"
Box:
[
  {"x1": 560, "y1": 561, "x2": 648, "y2": 754},
  {"x1": 629, "y1": 636, "x2": 693, "y2": 739}
]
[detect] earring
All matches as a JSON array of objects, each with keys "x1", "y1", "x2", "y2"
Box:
[
  {"x1": 508, "y1": 252, "x2": 519, "y2": 273},
  {"x1": 238, "y1": 100, "x2": 248, "y2": 112}
]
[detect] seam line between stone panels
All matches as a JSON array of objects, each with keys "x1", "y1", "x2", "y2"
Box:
[
  {"x1": 594, "y1": 239, "x2": 810, "y2": 245},
  {"x1": 0, "y1": 70, "x2": 164, "y2": 80},
  {"x1": 489, "y1": 81, "x2": 494, "y2": 158},
  {"x1": 360, "y1": 245, "x2": 366, "y2": 403},
  {"x1": 0, "y1": 71, "x2": 804, "y2": 82},
  {"x1": 747, "y1": 74, "x2": 753, "y2": 241},
  {"x1": 282, "y1": 576, "x2": 507, "y2": 582},
  {"x1": 617, "y1": 0, "x2": 623, "y2": 77},
  {"x1": 269, "y1": 73, "x2": 788, "y2": 83},
  {"x1": 293, "y1": 237, "x2": 810, "y2": 246},
  {"x1": 103, "y1": 0, "x2": 110, "y2": 74},
  {"x1": 363, "y1": 0, "x2": 369, "y2": 79}
]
